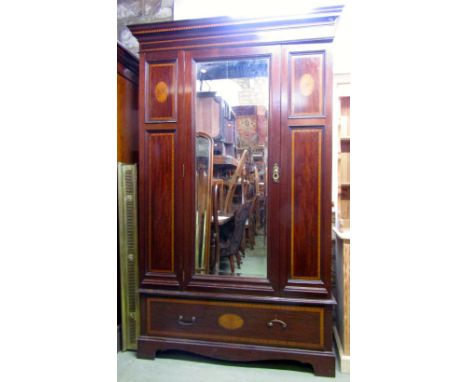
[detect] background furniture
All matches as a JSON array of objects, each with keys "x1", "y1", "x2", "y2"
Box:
[
  {"x1": 129, "y1": 7, "x2": 342, "y2": 377},
  {"x1": 333, "y1": 228, "x2": 350, "y2": 373},
  {"x1": 196, "y1": 92, "x2": 236, "y2": 156},
  {"x1": 232, "y1": 105, "x2": 264, "y2": 150},
  {"x1": 333, "y1": 87, "x2": 351, "y2": 373},
  {"x1": 337, "y1": 96, "x2": 350, "y2": 231},
  {"x1": 117, "y1": 42, "x2": 139, "y2": 164},
  {"x1": 117, "y1": 42, "x2": 139, "y2": 351}
]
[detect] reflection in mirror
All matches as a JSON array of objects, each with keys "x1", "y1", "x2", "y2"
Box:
[
  {"x1": 195, "y1": 58, "x2": 269, "y2": 278},
  {"x1": 195, "y1": 133, "x2": 213, "y2": 274}
]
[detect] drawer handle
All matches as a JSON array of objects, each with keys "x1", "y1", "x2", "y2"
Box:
[
  {"x1": 178, "y1": 315, "x2": 196, "y2": 326},
  {"x1": 267, "y1": 319, "x2": 287, "y2": 329}
]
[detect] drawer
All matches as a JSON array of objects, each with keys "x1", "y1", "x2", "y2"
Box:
[{"x1": 145, "y1": 298, "x2": 326, "y2": 350}]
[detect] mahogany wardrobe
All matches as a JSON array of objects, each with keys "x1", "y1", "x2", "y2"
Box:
[{"x1": 128, "y1": 6, "x2": 342, "y2": 377}]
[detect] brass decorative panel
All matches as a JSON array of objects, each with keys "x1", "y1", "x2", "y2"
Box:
[
  {"x1": 146, "y1": 61, "x2": 177, "y2": 122},
  {"x1": 289, "y1": 52, "x2": 324, "y2": 117},
  {"x1": 118, "y1": 163, "x2": 140, "y2": 350}
]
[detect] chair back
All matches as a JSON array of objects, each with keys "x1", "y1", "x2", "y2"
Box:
[{"x1": 223, "y1": 149, "x2": 248, "y2": 215}]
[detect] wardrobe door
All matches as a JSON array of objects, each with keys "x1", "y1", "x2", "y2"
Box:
[
  {"x1": 279, "y1": 44, "x2": 333, "y2": 299},
  {"x1": 183, "y1": 45, "x2": 282, "y2": 294},
  {"x1": 138, "y1": 49, "x2": 186, "y2": 289}
]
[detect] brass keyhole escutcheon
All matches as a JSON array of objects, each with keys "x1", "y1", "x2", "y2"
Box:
[{"x1": 272, "y1": 163, "x2": 280, "y2": 183}]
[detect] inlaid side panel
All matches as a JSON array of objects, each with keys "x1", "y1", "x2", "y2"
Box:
[
  {"x1": 291, "y1": 128, "x2": 322, "y2": 280},
  {"x1": 146, "y1": 132, "x2": 174, "y2": 272},
  {"x1": 289, "y1": 52, "x2": 324, "y2": 117},
  {"x1": 146, "y1": 61, "x2": 177, "y2": 122}
]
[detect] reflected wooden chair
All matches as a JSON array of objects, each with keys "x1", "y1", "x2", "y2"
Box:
[
  {"x1": 222, "y1": 149, "x2": 248, "y2": 216},
  {"x1": 244, "y1": 166, "x2": 260, "y2": 250},
  {"x1": 245, "y1": 195, "x2": 258, "y2": 250},
  {"x1": 254, "y1": 167, "x2": 262, "y2": 231},
  {"x1": 219, "y1": 201, "x2": 251, "y2": 274},
  {"x1": 210, "y1": 179, "x2": 225, "y2": 274},
  {"x1": 211, "y1": 149, "x2": 250, "y2": 273}
]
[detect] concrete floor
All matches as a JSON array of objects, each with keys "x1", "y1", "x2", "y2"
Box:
[{"x1": 118, "y1": 349, "x2": 350, "y2": 382}]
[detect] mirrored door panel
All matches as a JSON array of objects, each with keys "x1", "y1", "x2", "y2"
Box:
[{"x1": 194, "y1": 58, "x2": 269, "y2": 277}]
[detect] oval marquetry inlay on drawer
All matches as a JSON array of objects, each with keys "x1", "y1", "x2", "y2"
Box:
[
  {"x1": 218, "y1": 313, "x2": 244, "y2": 330},
  {"x1": 155, "y1": 81, "x2": 169, "y2": 103},
  {"x1": 146, "y1": 298, "x2": 325, "y2": 350}
]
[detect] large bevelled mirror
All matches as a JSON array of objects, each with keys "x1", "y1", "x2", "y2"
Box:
[{"x1": 194, "y1": 58, "x2": 269, "y2": 277}]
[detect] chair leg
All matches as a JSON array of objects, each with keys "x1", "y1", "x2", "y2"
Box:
[
  {"x1": 252, "y1": 216, "x2": 257, "y2": 243},
  {"x1": 240, "y1": 236, "x2": 246, "y2": 257},
  {"x1": 246, "y1": 224, "x2": 254, "y2": 249},
  {"x1": 214, "y1": 233, "x2": 220, "y2": 275},
  {"x1": 236, "y1": 251, "x2": 241, "y2": 268},
  {"x1": 229, "y1": 255, "x2": 235, "y2": 274}
]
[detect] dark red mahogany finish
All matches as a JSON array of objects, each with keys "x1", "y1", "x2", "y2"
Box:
[
  {"x1": 129, "y1": 6, "x2": 342, "y2": 377},
  {"x1": 117, "y1": 42, "x2": 139, "y2": 164}
]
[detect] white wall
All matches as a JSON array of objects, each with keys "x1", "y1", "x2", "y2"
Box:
[
  {"x1": 333, "y1": 3, "x2": 351, "y2": 75},
  {"x1": 174, "y1": 0, "x2": 342, "y2": 20}
]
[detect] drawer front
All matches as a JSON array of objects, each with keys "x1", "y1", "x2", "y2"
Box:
[{"x1": 145, "y1": 298, "x2": 325, "y2": 350}]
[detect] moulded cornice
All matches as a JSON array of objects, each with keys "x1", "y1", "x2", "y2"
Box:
[{"x1": 128, "y1": 5, "x2": 344, "y2": 44}]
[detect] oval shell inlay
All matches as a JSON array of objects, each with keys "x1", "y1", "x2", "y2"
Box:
[
  {"x1": 155, "y1": 81, "x2": 169, "y2": 103},
  {"x1": 218, "y1": 313, "x2": 244, "y2": 330},
  {"x1": 299, "y1": 73, "x2": 315, "y2": 96}
]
